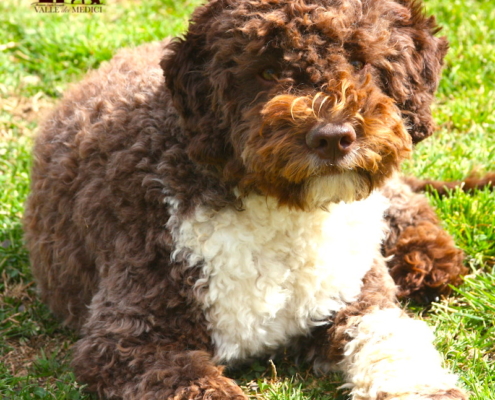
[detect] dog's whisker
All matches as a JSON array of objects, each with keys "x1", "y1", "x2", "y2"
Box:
[
  {"x1": 311, "y1": 92, "x2": 324, "y2": 119},
  {"x1": 317, "y1": 95, "x2": 330, "y2": 118},
  {"x1": 290, "y1": 96, "x2": 308, "y2": 120}
]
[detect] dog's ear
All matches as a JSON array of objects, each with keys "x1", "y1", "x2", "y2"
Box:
[
  {"x1": 378, "y1": 0, "x2": 449, "y2": 144},
  {"x1": 161, "y1": 1, "x2": 233, "y2": 166}
]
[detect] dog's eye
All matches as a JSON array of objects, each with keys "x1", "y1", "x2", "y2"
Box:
[
  {"x1": 350, "y1": 60, "x2": 365, "y2": 71},
  {"x1": 260, "y1": 68, "x2": 280, "y2": 82}
]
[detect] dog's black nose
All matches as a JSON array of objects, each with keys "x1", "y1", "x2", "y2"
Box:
[{"x1": 306, "y1": 123, "x2": 356, "y2": 162}]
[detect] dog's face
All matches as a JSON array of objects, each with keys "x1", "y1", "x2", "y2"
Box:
[{"x1": 163, "y1": 0, "x2": 448, "y2": 210}]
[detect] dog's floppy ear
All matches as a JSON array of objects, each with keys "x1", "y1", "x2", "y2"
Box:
[
  {"x1": 379, "y1": 0, "x2": 449, "y2": 144},
  {"x1": 161, "y1": 1, "x2": 233, "y2": 166}
]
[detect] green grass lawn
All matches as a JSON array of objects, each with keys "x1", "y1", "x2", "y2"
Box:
[{"x1": 0, "y1": 0, "x2": 494, "y2": 399}]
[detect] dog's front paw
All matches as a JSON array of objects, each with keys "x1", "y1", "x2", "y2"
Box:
[
  {"x1": 172, "y1": 375, "x2": 247, "y2": 400},
  {"x1": 375, "y1": 388, "x2": 468, "y2": 400},
  {"x1": 385, "y1": 220, "x2": 466, "y2": 304}
]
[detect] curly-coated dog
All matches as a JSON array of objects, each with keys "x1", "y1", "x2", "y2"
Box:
[{"x1": 24, "y1": 0, "x2": 469, "y2": 398}]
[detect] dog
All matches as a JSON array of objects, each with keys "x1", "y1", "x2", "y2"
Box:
[{"x1": 24, "y1": 0, "x2": 469, "y2": 398}]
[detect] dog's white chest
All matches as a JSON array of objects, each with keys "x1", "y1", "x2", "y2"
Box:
[{"x1": 169, "y1": 192, "x2": 388, "y2": 363}]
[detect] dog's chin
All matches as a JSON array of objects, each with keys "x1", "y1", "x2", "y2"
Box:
[{"x1": 303, "y1": 171, "x2": 372, "y2": 210}]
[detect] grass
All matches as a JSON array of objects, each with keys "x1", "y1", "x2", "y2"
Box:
[{"x1": 0, "y1": 0, "x2": 494, "y2": 398}]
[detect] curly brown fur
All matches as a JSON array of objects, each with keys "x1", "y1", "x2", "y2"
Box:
[
  {"x1": 403, "y1": 173, "x2": 495, "y2": 196},
  {"x1": 390, "y1": 171, "x2": 494, "y2": 302},
  {"x1": 24, "y1": 0, "x2": 467, "y2": 399},
  {"x1": 381, "y1": 176, "x2": 467, "y2": 304},
  {"x1": 381, "y1": 169, "x2": 494, "y2": 304},
  {"x1": 313, "y1": 258, "x2": 399, "y2": 365}
]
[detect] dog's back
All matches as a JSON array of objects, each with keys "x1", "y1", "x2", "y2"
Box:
[{"x1": 24, "y1": 41, "x2": 174, "y2": 328}]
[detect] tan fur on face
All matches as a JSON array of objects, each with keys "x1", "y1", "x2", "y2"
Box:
[{"x1": 239, "y1": 72, "x2": 411, "y2": 209}]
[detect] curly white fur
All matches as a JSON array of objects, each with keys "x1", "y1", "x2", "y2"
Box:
[
  {"x1": 168, "y1": 189, "x2": 389, "y2": 362},
  {"x1": 340, "y1": 307, "x2": 459, "y2": 399}
]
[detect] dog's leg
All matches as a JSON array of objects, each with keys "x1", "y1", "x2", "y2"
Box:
[
  {"x1": 381, "y1": 176, "x2": 467, "y2": 304},
  {"x1": 71, "y1": 272, "x2": 247, "y2": 400},
  {"x1": 310, "y1": 259, "x2": 467, "y2": 400}
]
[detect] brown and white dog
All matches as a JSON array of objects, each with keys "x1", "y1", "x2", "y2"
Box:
[{"x1": 24, "y1": 0, "x2": 469, "y2": 398}]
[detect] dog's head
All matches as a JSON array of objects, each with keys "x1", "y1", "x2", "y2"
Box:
[{"x1": 162, "y1": 0, "x2": 447, "y2": 210}]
